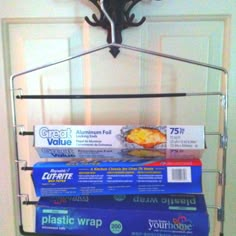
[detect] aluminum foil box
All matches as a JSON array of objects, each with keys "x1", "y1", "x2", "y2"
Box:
[
  {"x1": 35, "y1": 194, "x2": 209, "y2": 235},
  {"x1": 34, "y1": 125, "x2": 205, "y2": 158},
  {"x1": 31, "y1": 158, "x2": 202, "y2": 196}
]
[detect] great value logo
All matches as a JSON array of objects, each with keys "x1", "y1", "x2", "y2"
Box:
[
  {"x1": 148, "y1": 216, "x2": 192, "y2": 232},
  {"x1": 39, "y1": 127, "x2": 72, "y2": 146}
]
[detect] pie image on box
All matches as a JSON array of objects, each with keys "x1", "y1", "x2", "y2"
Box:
[{"x1": 125, "y1": 127, "x2": 167, "y2": 148}]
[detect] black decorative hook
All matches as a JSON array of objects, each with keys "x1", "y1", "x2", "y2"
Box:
[{"x1": 85, "y1": 0, "x2": 146, "y2": 57}]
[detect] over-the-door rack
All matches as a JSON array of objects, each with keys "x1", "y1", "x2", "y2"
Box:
[{"x1": 10, "y1": 0, "x2": 228, "y2": 235}]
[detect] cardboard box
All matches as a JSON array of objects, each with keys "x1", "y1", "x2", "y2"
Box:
[
  {"x1": 36, "y1": 194, "x2": 209, "y2": 235},
  {"x1": 31, "y1": 158, "x2": 202, "y2": 196},
  {"x1": 34, "y1": 125, "x2": 205, "y2": 158}
]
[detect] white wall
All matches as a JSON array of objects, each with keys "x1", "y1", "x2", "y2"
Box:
[{"x1": 0, "y1": 24, "x2": 16, "y2": 236}]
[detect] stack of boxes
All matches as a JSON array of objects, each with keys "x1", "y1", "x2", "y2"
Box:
[{"x1": 32, "y1": 125, "x2": 210, "y2": 235}]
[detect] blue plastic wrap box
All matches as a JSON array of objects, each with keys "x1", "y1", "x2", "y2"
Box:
[{"x1": 36, "y1": 194, "x2": 209, "y2": 235}]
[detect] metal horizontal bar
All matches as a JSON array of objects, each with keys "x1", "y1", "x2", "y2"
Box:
[
  {"x1": 21, "y1": 167, "x2": 33, "y2": 171},
  {"x1": 19, "y1": 131, "x2": 223, "y2": 136},
  {"x1": 21, "y1": 167, "x2": 220, "y2": 173},
  {"x1": 22, "y1": 199, "x2": 220, "y2": 207},
  {"x1": 207, "y1": 205, "x2": 221, "y2": 210},
  {"x1": 23, "y1": 201, "x2": 38, "y2": 205},
  {"x1": 16, "y1": 93, "x2": 187, "y2": 99},
  {"x1": 19, "y1": 131, "x2": 34, "y2": 136},
  {"x1": 203, "y1": 169, "x2": 222, "y2": 174},
  {"x1": 15, "y1": 92, "x2": 222, "y2": 100},
  {"x1": 22, "y1": 200, "x2": 221, "y2": 212},
  {"x1": 205, "y1": 132, "x2": 221, "y2": 136}
]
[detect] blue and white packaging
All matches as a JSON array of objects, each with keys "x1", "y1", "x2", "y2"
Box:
[
  {"x1": 34, "y1": 125, "x2": 205, "y2": 158},
  {"x1": 36, "y1": 194, "x2": 210, "y2": 235},
  {"x1": 31, "y1": 158, "x2": 202, "y2": 196}
]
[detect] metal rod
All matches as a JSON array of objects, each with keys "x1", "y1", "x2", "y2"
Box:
[
  {"x1": 15, "y1": 92, "x2": 222, "y2": 100},
  {"x1": 13, "y1": 149, "x2": 24, "y2": 226},
  {"x1": 113, "y1": 43, "x2": 228, "y2": 74},
  {"x1": 219, "y1": 74, "x2": 228, "y2": 234},
  {"x1": 21, "y1": 167, "x2": 33, "y2": 171},
  {"x1": 16, "y1": 93, "x2": 187, "y2": 99},
  {"x1": 16, "y1": 131, "x2": 224, "y2": 136},
  {"x1": 10, "y1": 44, "x2": 110, "y2": 84},
  {"x1": 9, "y1": 43, "x2": 228, "y2": 85},
  {"x1": 207, "y1": 205, "x2": 221, "y2": 210},
  {"x1": 19, "y1": 131, "x2": 34, "y2": 136},
  {"x1": 21, "y1": 166, "x2": 220, "y2": 173},
  {"x1": 203, "y1": 169, "x2": 222, "y2": 174},
  {"x1": 23, "y1": 201, "x2": 38, "y2": 205},
  {"x1": 205, "y1": 132, "x2": 221, "y2": 136},
  {"x1": 21, "y1": 200, "x2": 221, "y2": 210},
  {"x1": 100, "y1": 0, "x2": 115, "y2": 43}
]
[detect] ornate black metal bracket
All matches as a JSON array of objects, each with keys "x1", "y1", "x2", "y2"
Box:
[{"x1": 85, "y1": 0, "x2": 146, "y2": 57}]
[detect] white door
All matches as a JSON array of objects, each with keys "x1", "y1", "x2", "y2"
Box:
[{"x1": 1, "y1": 1, "x2": 235, "y2": 236}]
